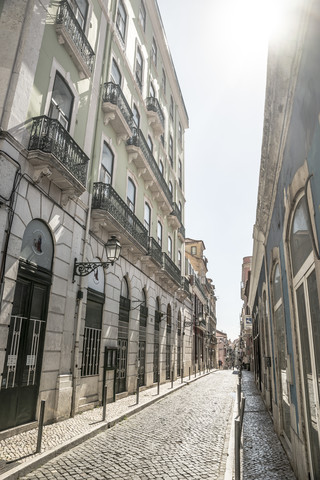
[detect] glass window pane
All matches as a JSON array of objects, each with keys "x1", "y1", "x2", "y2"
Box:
[
  {"x1": 127, "y1": 178, "x2": 135, "y2": 211},
  {"x1": 273, "y1": 264, "x2": 282, "y2": 305},
  {"x1": 290, "y1": 197, "x2": 313, "y2": 276},
  {"x1": 101, "y1": 143, "x2": 113, "y2": 184},
  {"x1": 49, "y1": 73, "x2": 74, "y2": 129},
  {"x1": 111, "y1": 59, "x2": 121, "y2": 85},
  {"x1": 307, "y1": 270, "x2": 320, "y2": 398}
]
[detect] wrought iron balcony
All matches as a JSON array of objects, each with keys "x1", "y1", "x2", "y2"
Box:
[
  {"x1": 146, "y1": 97, "x2": 165, "y2": 136},
  {"x1": 55, "y1": 0, "x2": 95, "y2": 79},
  {"x1": 102, "y1": 82, "x2": 134, "y2": 144},
  {"x1": 91, "y1": 183, "x2": 148, "y2": 252},
  {"x1": 126, "y1": 128, "x2": 172, "y2": 213},
  {"x1": 168, "y1": 202, "x2": 182, "y2": 230},
  {"x1": 177, "y1": 276, "x2": 192, "y2": 301},
  {"x1": 162, "y1": 252, "x2": 181, "y2": 286},
  {"x1": 27, "y1": 116, "x2": 89, "y2": 201},
  {"x1": 195, "y1": 275, "x2": 207, "y2": 300},
  {"x1": 148, "y1": 237, "x2": 162, "y2": 266},
  {"x1": 178, "y1": 224, "x2": 185, "y2": 240}
]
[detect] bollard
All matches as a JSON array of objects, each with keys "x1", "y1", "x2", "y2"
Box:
[
  {"x1": 195, "y1": 365, "x2": 197, "y2": 378},
  {"x1": 235, "y1": 417, "x2": 241, "y2": 480},
  {"x1": 181, "y1": 367, "x2": 184, "y2": 383},
  {"x1": 102, "y1": 385, "x2": 107, "y2": 421},
  {"x1": 189, "y1": 366, "x2": 191, "y2": 380},
  {"x1": 171, "y1": 370, "x2": 174, "y2": 388},
  {"x1": 157, "y1": 372, "x2": 160, "y2": 395},
  {"x1": 36, "y1": 400, "x2": 46, "y2": 454},
  {"x1": 240, "y1": 395, "x2": 246, "y2": 431},
  {"x1": 136, "y1": 377, "x2": 140, "y2": 404},
  {"x1": 237, "y1": 382, "x2": 241, "y2": 416}
]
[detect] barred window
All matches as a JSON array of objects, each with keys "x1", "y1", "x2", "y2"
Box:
[{"x1": 81, "y1": 290, "x2": 104, "y2": 376}]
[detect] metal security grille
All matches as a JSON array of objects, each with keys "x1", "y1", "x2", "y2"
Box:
[
  {"x1": 116, "y1": 339, "x2": 128, "y2": 387},
  {"x1": 153, "y1": 342, "x2": 159, "y2": 383},
  {"x1": 81, "y1": 326, "x2": 101, "y2": 376},
  {"x1": 177, "y1": 345, "x2": 181, "y2": 377},
  {"x1": 2, "y1": 316, "x2": 45, "y2": 389},
  {"x1": 166, "y1": 345, "x2": 171, "y2": 380}
]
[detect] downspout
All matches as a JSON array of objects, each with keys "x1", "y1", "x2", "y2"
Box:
[{"x1": 70, "y1": 0, "x2": 117, "y2": 417}]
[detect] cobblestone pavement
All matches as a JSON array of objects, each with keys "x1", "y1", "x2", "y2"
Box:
[
  {"x1": 14, "y1": 371, "x2": 237, "y2": 480},
  {"x1": 241, "y1": 371, "x2": 296, "y2": 480}
]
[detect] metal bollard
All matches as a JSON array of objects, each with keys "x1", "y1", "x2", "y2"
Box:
[
  {"x1": 235, "y1": 417, "x2": 241, "y2": 480},
  {"x1": 189, "y1": 366, "x2": 191, "y2": 380},
  {"x1": 240, "y1": 395, "x2": 246, "y2": 431},
  {"x1": 136, "y1": 377, "x2": 140, "y2": 404},
  {"x1": 181, "y1": 367, "x2": 184, "y2": 383},
  {"x1": 36, "y1": 400, "x2": 46, "y2": 454},
  {"x1": 157, "y1": 372, "x2": 160, "y2": 395},
  {"x1": 102, "y1": 385, "x2": 107, "y2": 421},
  {"x1": 237, "y1": 382, "x2": 241, "y2": 416},
  {"x1": 171, "y1": 370, "x2": 174, "y2": 388}
]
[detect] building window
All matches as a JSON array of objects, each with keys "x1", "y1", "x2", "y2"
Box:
[
  {"x1": 139, "y1": 1, "x2": 146, "y2": 31},
  {"x1": 110, "y1": 58, "x2": 121, "y2": 85},
  {"x1": 290, "y1": 196, "x2": 313, "y2": 277},
  {"x1": 178, "y1": 250, "x2": 182, "y2": 270},
  {"x1": 160, "y1": 134, "x2": 164, "y2": 147},
  {"x1": 168, "y1": 181, "x2": 173, "y2": 194},
  {"x1": 178, "y1": 201, "x2": 182, "y2": 213},
  {"x1": 147, "y1": 135, "x2": 153, "y2": 153},
  {"x1": 162, "y1": 69, "x2": 166, "y2": 94},
  {"x1": 116, "y1": 0, "x2": 127, "y2": 41},
  {"x1": 178, "y1": 159, "x2": 182, "y2": 188},
  {"x1": 100, "y1": 142, "x2": 114, "y2": 184},
  {"x1": 150, "y1": 83, "x2": 155, "y2": 98},
  {"x1": 48, "y1": 72, "x2": 74, "y2": 131},
  {"x1": 157, "y1": 221, "x2": 162, "y2": 247},
  {"x1": 170, "y1": 95, "x2": 174, "y2": 120},
  {"x1": 70, "y1": 0, "x2": 88, "y2": 29},
  {"x1": 144, "y1": 202, "x2": 151, "y2": 234},
  {"x1": 127, "y1": 177, "x2": 136, "y2": 212},
  {"x1": 133, "y1": 104, "x2": 140, "y2": 128},
  {"x1": 169, "y1": 135, "x2": 173, "y2": 166},
  {"x1": 191, "y1": 246, "x2": 197, "y2": 255},
  {"x1": 178, "y1": 122, "x2": 182, "y2": 144},
  {"x1": 136, "y1": 46, "x2": 143, "y2": 91},
  {"x1": 151, "y1": 38, "x2": 157, "y2": 66},
  {"x1": 168, "y1": 236, "x2": 172, "y2": 259},
  {"x1": 159, "y1": 159, "x2": 164, "y2": 176},
  {"x1": 81, "y1": 290, "x2": 104, "y2": 377}
]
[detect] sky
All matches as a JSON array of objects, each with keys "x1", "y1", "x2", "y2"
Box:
[{"x1": 157, "y1": 0, "x2": 273, "y2": 340}]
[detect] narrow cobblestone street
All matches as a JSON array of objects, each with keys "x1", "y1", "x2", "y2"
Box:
[{"x1": 17, "y1": 371, "x2": 237, "y2": 480}]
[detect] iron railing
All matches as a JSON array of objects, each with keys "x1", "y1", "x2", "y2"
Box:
[
  {"x1": 102, "y1": 82, "x2": 134, "y2": 129},
  {"x1": 127, "y1": 128, "x2": 173, "y2": 205},
  {"x1": 148, "y1": 237, "x2": 162, "y2": 265},
  {"x1": 178, "y1": 224, "x2": 185, "y2": 238},
  {"x1": 181, "y1": 276, "x2": 191, "y2": 298},
  {"x1": 145, "y1": 97, "x2": 165, "y2": 128},
  {"x1": 28, "y1": 116, "x2": 89, "y2": 186},
  {"x1": 170, "y1": 202, "x2": 182, "y2": 223},
  {"x1": 195, "y1": 275, "x2": 206, "y2": 299},
  {"x1": 56, "y1": 0, "x2": 95, "y2": 74},
  {"x1": 92, "y1": 183, "x2": 148, "y2": 250},
  {"x1": 162, "y1": 252, "x2": 181, "y2": 285}
]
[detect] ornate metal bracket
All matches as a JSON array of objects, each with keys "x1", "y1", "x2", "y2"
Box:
[{"x1": 72, "y1": 258, "x2": 113, "y2": 283}]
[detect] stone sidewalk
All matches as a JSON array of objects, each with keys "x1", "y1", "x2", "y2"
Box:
[
  {"x1": 241, "y1": 370, "x2": 296, "y2": 480},
  {"x1": 0, "y1": 370, "x2": 216, "y2": 480}
]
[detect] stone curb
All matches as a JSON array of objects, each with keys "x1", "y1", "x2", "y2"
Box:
[{"x1": 0, "y1": 371, "x2": 217, "y2": 480}]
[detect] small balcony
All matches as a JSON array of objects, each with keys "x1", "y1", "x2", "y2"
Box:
[
  {"x1": 146, "y1": 97, "x2": 164, "y2": 137},
  {"x1": 168, "y1": 202, "x2": 182, "y2": 230},
  {"x1": 177, "y1": 276, "x2": 191, "y2": 301},
  {"x1": 102, "y1": 83, "x2": 134, "y2": 144},
  {"x1": 91, "y1": 183, "x2": 148, "y2": 254},
  {"x1": 178, "y1": 224, "x2": 185, "y2": 241},
  {"x1": 141, "y1": 237, "x2": 162, "y2": 275},
  {"x1": 126, "y1": 128, "x2": 172, "y2": 214},
  {"x1": 27, "y1": 116, "x2": 89, "y2": 203},
  {"x1": 55, "y1": 0, "x2": 95, "y2": 79},
  {"x1": 161, "y1": 252, "x2": 181, "y2": 287}
]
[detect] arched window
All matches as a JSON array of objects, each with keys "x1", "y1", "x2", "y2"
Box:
[
  {"x1": 144, "y1": 202, "x2": 151, "y2": 234},
  {"x1": 290, "y1": 196, "x2": 313, "y2": 277},
  {"x1": 157, "y1": 221, "x2": 162, "y2": 247},
  {"x1": 110, "y1": 58, "x2": 122, "y2": 85},
  {"x1": 100, "y1": 142, "x2": 114, "y2": 184},
  {"x1": 121, "y1": 277, "x2": 129, "y2": 298},
  {"x1": 168, "y1": 235, "x2": 172, "y2": 259}
]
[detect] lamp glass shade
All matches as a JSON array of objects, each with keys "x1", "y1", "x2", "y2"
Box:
[{"x1": 105, "y1": 236, "x2": 121, "y2": 263}]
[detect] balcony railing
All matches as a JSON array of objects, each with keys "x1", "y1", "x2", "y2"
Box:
[
  {"x1": 170, "y1": 203, "x2": 182, "y2": 223},
  {"x1": 28, "y1": 116, "x2": 89, "y2": 187},
  {"x1": 56, "y1": 0, "x2": 95, "y2": 78},
  {"x1": 162, "y1": 253, "x2": 181, "y2": 285},
  {"x1": 148, "y1": 237, "x2": 162, "y2": 265},
  {"x1": 127, "y1": 128, "x2": 173, "y2": 205},
  {"x1": 146, "y1": 97, "x2": 165, "y2": 128},
  {"x1": 178, "y1": 224, "x2": 185, "y2": 239},
  {"x1": 92, "y1": 183, "x2": 148, "y2": 250},
  {"x1": 102, "y1": 82, "x2": 134, "y2": 131},
  {"x1": 195, "y1": 275, "x2": 206, "y2": 299},
  {"x1": 182, "y1": 276, "x2": 191, "y2": 298}
]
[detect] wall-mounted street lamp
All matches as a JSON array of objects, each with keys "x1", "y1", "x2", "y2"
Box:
[{"x1": 72, "y1": 235, "x2": 121, "y2": 282}]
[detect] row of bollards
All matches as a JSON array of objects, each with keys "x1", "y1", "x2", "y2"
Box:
[{"x1": 235, "y1": 369, "x2": 245, "y2": 480}]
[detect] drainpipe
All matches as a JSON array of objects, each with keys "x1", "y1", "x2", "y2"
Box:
[{"x1": 70, "y1": 0, "x2": 117, "y2": 418}]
